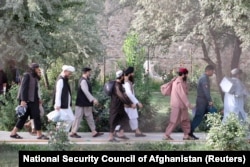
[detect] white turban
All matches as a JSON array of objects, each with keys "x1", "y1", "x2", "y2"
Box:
[
  {"x1": 62, "y1": 65, "x2": 75, "y2": 72},
  {"x1": 231, "y1": 68, "x2": 241, "y2": 75},
  {"x1": 116, "y1": 70, "x2": 123, "y2": 78}
]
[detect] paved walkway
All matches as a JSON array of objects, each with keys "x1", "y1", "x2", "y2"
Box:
[{"x1": 0, "y1": 131, "x2": 208, "y2": 144}]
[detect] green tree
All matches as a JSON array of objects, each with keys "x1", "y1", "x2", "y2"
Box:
[
  {"x1": 122, "y1": 32, "x2": 157, "y2": 132},
  {"x1": 214, "y1": 0, "x2": 250, "y2": 49},
  {"x1": 123, "y1": 32, "x2": 146, "y2": 99},
  {"x1": 122, "y1": 0, "x2": 248, "y2": 100},
  {"x1": 0, "y1": 0, "x2": 104, "y2": 87}
]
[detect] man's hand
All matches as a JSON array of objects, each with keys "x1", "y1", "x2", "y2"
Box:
[
  {"x1": 55, "y1": 106, "x2": 60, "y2": 111},
  {"x1": 39, "y1": 100, "x2": 43, "y2": 105},
  {"x1": 93, "y1": 99, "x2": 99, "y2": 105},
  {"x1": 188, "y1": 103, "x2": 194, "y2": 110},
  {"x1": 20, "y1": 101, "x2": 27, "y2": 107},
  {"x1": 137, "y1": 103, "x2": 143, "y2": 109},
  {"x1": 131, "y1": 104, "x2": 136, "y2": 109}
]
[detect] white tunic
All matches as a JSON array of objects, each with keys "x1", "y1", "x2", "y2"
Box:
[
  {"x1": 123, "y1": 81, "x2": 139, "y2": 119},
  {"x1": 223, "y1": 77, "x2": 249, "y2": 122},
  {"x1": 54, "y1": 78, "x2": 75, "y2": 127}
]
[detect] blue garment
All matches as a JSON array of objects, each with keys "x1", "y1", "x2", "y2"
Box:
[
  {"x1": 196, "y1": 74, "x2": 212, "y2": 102},
  {"x1": 190, "y1": 73, "x2": 212, "y2": 133}
]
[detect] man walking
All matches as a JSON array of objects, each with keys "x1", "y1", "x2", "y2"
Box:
[
  {"x1": 108, "y1": 70, "x2": 136, "y2": 142},
  {"x1": 163, "y1": 68, "x2": 194, "y2": 140},
  {"x1": 10, "y1": 63, "x2": 48, "y2": 139},
  {"x1": 53, "y1": 65, "x2": 75, "y2": 132},
  {"x1": 222, "y1": 68, "x2": 249, "y2": 122},
  {"x1": 189, "y1": 65, "x2": 215, "y2": 139},
  {"x1": 70, "y1": 67, "x2": 104, "y2": 138},
  {"x1": 115, "y1": 66, "x2": 146, "y2": 137}
]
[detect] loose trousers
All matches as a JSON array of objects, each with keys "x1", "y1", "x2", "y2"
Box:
[
  {"x1": 71, "y1": 106, "x2": 96, "y2": 133},
  {"x1": 165, "y1": 106, "x2": 191, "y2": 136}
]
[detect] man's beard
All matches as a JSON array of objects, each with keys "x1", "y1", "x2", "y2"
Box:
[
  {"x1": 129, "y1": 75, "x2": 134, "y2": 83},
  {"x1": 120, "y1": 78, "x2": 125, "y2": 84},
  {"x1": 32, "y1": 71, "x2": 41, "y2": 80},
  {"x1": 183, "y1": 76, "x2": 187, "y2": 81}
]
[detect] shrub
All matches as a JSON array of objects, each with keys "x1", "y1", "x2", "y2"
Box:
[
  {"x1": 93, "y1": 94, "x2": 110, "y2": 132},
  {"x1": 78, "y1": 89, "x2": 111, "y2": 132},
  {"x1": 206, "y1": 112, "x2": 250, "y2": 150},
  {"x1": 0, "y1": 85, "x2": 19, "y2": 130},
  {"x1": 47, "y1": 122, "x2": 73, "y2": 151}
]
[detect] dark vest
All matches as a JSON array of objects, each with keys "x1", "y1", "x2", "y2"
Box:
[
  {"x1": 52, "y1": 76, "x2": 72, "y2": 109},
  {"x1": 75, "y1": 77, "x2": 93, "y2": 107},
  {"x1": 17, "y1": 73, "x2": 39, "y2": 102}
]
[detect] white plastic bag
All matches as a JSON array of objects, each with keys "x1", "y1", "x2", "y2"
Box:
[
  {"x1": 47, "y1": 110, "x2": 61, "y2": 122},
  {"x1": 47, "y1": 110, "x2": 70, "y2": 122},
  {"x1": 59, "y1": 110, "x2": 70, "y2": 121}
]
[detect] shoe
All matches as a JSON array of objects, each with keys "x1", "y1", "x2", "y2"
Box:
[
  {"x1": 108, "y1": 138, "x2": 119, "y2": 142},
  {"x1": 188, "y1": 133, "x2": 199, "y2": 140},
  {"x1": 10, "y1": 134, "x2": 23, "y2": 139},
  {"x1": 135, "y1": 133, "x2": 146, "y2": 137},
  {"x1": 37, "y1": 134, "x2": 49, "y2": 140},
  {"x1": 162, "y1": 136, "x2": 173, "y2": 140},
  {"x1": 70, "y1": 133, "x2": 81, "y2": 138},
  {"x1": 92, "y1": 132, "x2": 104, "y2": 137},
  {"x1": 114, "y1": 134, "x2": 129, "y2": 140},
  {"x1": 183, "y1": 136, "x2": 194, "y2": 140}
]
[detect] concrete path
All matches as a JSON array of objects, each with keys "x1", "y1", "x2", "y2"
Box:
[{"x1": 0, "y1": 131, "x2": 208, "y2": 144}]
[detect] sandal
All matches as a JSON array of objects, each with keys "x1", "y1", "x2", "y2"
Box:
[
  {"x1": 10, "y1": 134, "x2": 23, "y2": 139},
  {"x1": 37, "y1": 134, "x2": 49, "y2": 140},
  {"x1": 162, "y1": 136, "x2": 173, "y2": 140},
  {"x1": 113, "y1": 132, "x2": 129, "y2": 139},
  {"x1": 92, "y1": 132, "x2": 104, "y2": 137},
  {"x1": 70, "y1": 133, "x2": 81, "y2": 138},
  {"x1": 115, "y1": 135, "x2": 129, "y2": 140}
]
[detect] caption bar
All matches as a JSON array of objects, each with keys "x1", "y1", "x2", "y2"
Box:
[{"x1": 19, "y1": 151, "x2": 249, "y2": 167}]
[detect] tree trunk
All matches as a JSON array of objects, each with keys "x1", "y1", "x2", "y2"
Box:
[
  {"x1": 201, "y1": 32, "x2": 224, "y2": 101},
  {"x1": 210, "y1": 30, "x2": 225, "y2": 101},
  {"x1": 43, "y1": 69, "x2": 50, "y2": 89},
  {"x1": 231, "y1": 36, "x2": 242, "y2": 70}
]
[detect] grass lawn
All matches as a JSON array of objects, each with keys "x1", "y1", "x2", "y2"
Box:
[{"x1": 150, "y1": 90, "x2": 221, "y2": 112}]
